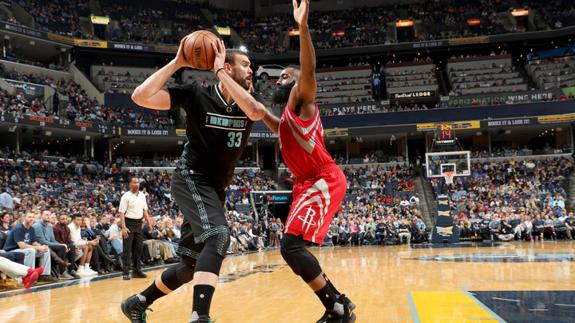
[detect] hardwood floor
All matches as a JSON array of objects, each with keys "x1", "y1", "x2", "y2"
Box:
[{"x1": 1, "y1": 241, "x2": 574, "y2": 323}]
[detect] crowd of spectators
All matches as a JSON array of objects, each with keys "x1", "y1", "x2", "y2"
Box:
[
  {"x1": 6, "y1": 0, "x2": 574, "y2": 53},
  {"x1": 16, "y1": 0, "x2": 87, "y2": 38},
  {"x1": 432, "y1": 158, "x2": 574, "y2": 242},
  {"x1": 0, "y1": 152, "x2": 286, "y2": 288},
  {"x1": 101, "y1": 0, "x2": 207, "y2": 45},
  {"x1": 1, "y1": 50, "x2": 67, "y2": 71},
  {"x1": 319, "y1": 102, "x2": 437, "y2": 116},
  {"x1": 115, "y1": 155, "x2": 258, "y2": 168},
  {"x1": 470, "y1": 145, "x2": 571, "y2": 159},
  {"x1": 327, "y1": 164, "x2": 426, "y2": 246},
  {"x1": 0, "y1": 66, "x2": 173, "y2": 129}
]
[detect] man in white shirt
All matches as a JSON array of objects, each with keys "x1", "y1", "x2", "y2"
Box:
[
  {"x1": 118, "y1": 177, "x2": 151, "y2": 280},
  {"x1": 68, "y1": 214, "x2": 97, "y2": 276}
]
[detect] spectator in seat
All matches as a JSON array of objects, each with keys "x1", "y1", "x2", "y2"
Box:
[
  {"x1": 33, "y1": 210, "x2": 75, "y2": 279},
  {"x1": 398, "y1": 219, "x2": 411, "y2": 245},
  {"x1": 0, "y1": 211, "x2": 12, "y2": 248},
  {"x1": 532, "y1": 215, "x2": 545, "y2": 241},
  {"x1": 52, "y1": 213, "x2": 80, "y2": 277},
  {"x1": 68, "y1": 213, "x2": 97, "y2": 276},
  {"x1": 0, "y1": 187, "x2": 13, "y2": 210},
  {"x1": 82, "y1": 216, "x2": 115, "y2": 274},
  {"x1": 565, "y1": 212, "x2": 575, "y2": 240},
  {"x1": 2, "y1": 212, "x2": 55, "y2": 282},
  {"x1": 544, "y1": 215, "x2": 557, "y2": 240},
  {"x1": 106, "y1": 216, "x2": 123, "y2": 268}
]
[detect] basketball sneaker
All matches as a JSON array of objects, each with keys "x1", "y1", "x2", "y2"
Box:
[
  {"x1": 316, "y1": 295, "x2": 356, "y2": 323},
  {"x1": 121, "y1": 295, "x2": 153, "y2": 323},
  {"x1": 190, "y1": 315, "x2": 213, "y2": 323},
  {"x1": 338, "y1": 294, "x2": 356, "y2": 311},
  {"x1": 22, "y1": 268, "x2": 40, "y2": 289}
]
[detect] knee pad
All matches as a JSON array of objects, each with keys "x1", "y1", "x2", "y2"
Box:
[
  {"x1": 161, "y1": 262, "x2": 194, "y2": 291},
  {"x1": 280, "y1": 234, "x2": 322, "y2": 282},
  {"x1": 181, "y1": 254, "x2": 197, "y2": 270},
  {"x1": 194, "y1": 227, "x2": 230, "y2": 275}
]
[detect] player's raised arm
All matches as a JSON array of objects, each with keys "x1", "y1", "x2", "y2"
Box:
[
  {"x1": 211, "y1": 40, "x2": 280, "y2": 132},
  {"x1": 293, "y1": 0, "x2": 316, "y2": 107},
  {"x1": 131, "y1": 36, "x2": 194, "y2": 110}
]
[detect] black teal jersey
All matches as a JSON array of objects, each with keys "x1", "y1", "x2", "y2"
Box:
[{"x1": 169, "y1": 82, "x2": 253, "y2": 190}]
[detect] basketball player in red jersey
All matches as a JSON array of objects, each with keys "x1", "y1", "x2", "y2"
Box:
[{"x1": 211, "y1": 1, "x2": 355, "y2": 322}]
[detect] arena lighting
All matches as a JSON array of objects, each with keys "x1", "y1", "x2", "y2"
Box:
[
  {"x1": 395, "y1": 20, "x2": 414, "y2": 28},
  {"x1": 511, "y1": 8, "x2": 529, "y2": 17},
  {"x1": 467, "y1": 18, "x2": 481, "y2": 26},
  {"x1": 215, "y1": 26, "x2": 231, "y2": 36},
  {"x1": 288, "y1": 29, "x2": 300, "y2": 36},
  {"x1": 90, "y1": 15, "x2": 110, "y2": 25},
  {"x1": 239, "y1": 45, "x2": 248, "y2": 53}
]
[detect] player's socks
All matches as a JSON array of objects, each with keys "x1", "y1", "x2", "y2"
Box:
[
  {"x1": 139, "y1": 283, "x2": 166, "y2": 306},
  {"x1": 315, "y1": 284, "x2": 344, "y2": 316},
  {"x1": 322, "y1": 273, "x2": 356, "y2": 311},
  {"x1": 323, "y1": 273, "x2": 342, "y2": 295},
  {"x1": 192, "y1": 285, "x2": 215, "y2": 319}
]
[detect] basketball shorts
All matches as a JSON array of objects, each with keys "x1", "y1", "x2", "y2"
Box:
[
  {"x1": 171, "y1": 168, "x2": 228, "y2": 260},
  {"x1": 284, "y1": 164, "x2": 347, "y2": 244}
]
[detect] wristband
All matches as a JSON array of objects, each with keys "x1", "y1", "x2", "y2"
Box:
[{"x1": 215, "y1": 67, "x2": 225, "y2": 76}]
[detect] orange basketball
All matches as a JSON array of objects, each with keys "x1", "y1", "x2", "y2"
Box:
[{"x1": 183, "y1": 30, "x2": 219, "y2": 71}]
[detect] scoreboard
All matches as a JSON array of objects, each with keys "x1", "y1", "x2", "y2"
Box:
[{"x1": 435, "y1": 124, "x2": 456, "y2": 145}]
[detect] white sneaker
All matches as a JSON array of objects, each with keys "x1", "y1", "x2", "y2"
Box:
[
  {"x1": 84, "y1": 265, "x2": 98, "y2": 276},
  {"x1": 76, "y1": 266, "x2": 87, "y2": 277}
]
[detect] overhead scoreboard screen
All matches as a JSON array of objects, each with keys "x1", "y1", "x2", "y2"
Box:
[{"x1": 435, "y1": 124, "x2": 456, "y2": 145}]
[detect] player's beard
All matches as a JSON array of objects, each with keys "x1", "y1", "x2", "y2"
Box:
[
  {"x1": 233, "y1": 74, "x2": 251, "y2": 90},
  {"x1": 272, "y1": 81, "x2": 295, "y2": 105}
]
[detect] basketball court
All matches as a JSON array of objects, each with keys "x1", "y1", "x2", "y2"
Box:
[{"x1": 1, "y1": 242, "x2": 574, "y2": 322}]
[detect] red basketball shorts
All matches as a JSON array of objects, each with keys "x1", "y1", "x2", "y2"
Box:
[{"x1": 284, "y1": 164, "x2": 347, "y2": 244}]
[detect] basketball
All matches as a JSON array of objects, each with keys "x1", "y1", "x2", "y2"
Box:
[{"x1": 183, "y1": 30, "x2": 219, "y2": 70}]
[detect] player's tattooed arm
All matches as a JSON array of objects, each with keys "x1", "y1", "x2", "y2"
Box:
[
  {"x1": 211, "y1": 39, "x2": 269, "y2": 121},
  {"x1": 293, "y1": 0, "x2": 316, "y2": 111},
  {"x1": 132, "y1": 36, "x2": 192, "y2": 110}
]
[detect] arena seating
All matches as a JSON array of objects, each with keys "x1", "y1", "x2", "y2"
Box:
[
  {"x1": 385, "y1": 60, "x2": 438, "y2": 99},
  {"x1": 331, "y1": 164, "x2": 424, "y2": 246},
  {"x1": 526, "y1": 55, "x2": 575, "y2": 90},
  {"x1": 0, "y1": 151, "x2": 280, "y2": 267},
  {"x1": 100, "y1": 0, "x2": 207, "y2": 45},
  {"x1": 5, "y1": 0, "x2": 574, "y2": 52},
  {"x1": 316, "y1": 66, "x2": 373, "y2": 104},
  {"x1": 430, "y1": 157, "x2": 574, "y2": 241},
  {"x1": 448, "y1": 54, "x2": 528, "y2": 96},
  {"x1": 16, "y1": 0, "x2": 86, "y2": 37}
]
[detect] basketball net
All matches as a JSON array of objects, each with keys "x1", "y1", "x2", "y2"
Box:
[{"x1": 443, "y1": 171, "x2": 455, "y2": 185}]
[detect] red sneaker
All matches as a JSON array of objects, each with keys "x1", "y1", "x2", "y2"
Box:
[
  {"x1": 22, "y1": 268, "x2": 39, "y2": 289},
  {"x1": 34, "y1": 266, "x2": 45, "y2": 276}
]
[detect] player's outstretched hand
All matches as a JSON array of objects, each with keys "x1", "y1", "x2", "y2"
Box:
[
  {"x1": 293, "y1": 0, "x2": 309, "y2": 27},
  {"x1": 212, "y1": 39, "x2": 226, "y2": 74},
  {"x1": 174, "y1": 36, "x2": 193, "y2": 69}
]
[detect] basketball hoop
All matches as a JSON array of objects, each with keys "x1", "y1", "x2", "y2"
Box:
[{"x1": 443, "y1": 171, "x2": 455, "y2": 185}]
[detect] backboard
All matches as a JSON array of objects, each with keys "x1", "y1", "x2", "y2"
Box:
[{"x1": 425, "y1": 151, "x2": 471, "y2": 178}]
